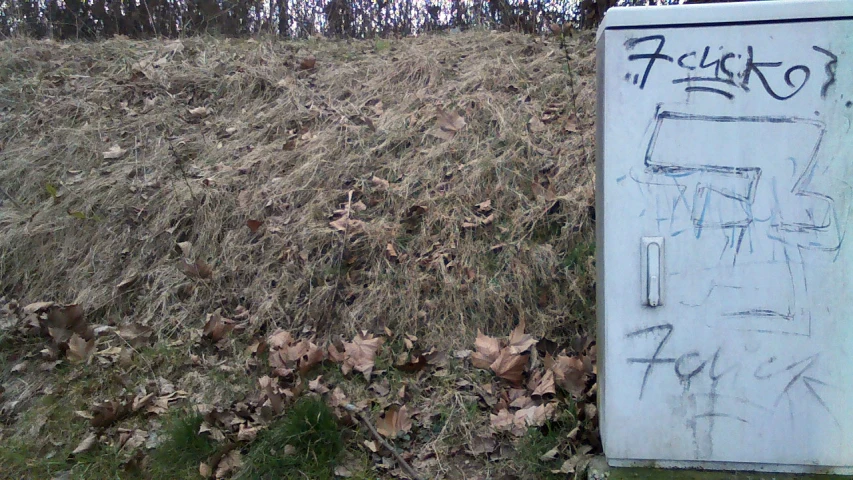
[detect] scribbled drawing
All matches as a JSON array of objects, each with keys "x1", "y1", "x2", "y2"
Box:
[
  {"x1": 754, "y1": 353, "x2": 840, "y2": 428},
  {"x1": 629, "y1": 108, "x2": 842, "y2": 336}
]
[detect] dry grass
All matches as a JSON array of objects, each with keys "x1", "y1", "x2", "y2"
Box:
[{"x1": 0, "y1": 28, "x2": 596, "y2": 351}]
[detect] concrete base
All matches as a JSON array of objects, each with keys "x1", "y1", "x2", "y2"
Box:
[
  {"x1": 590, "y1": 457, "x2": 843, "y2": 480},
  {"x1": 608, "y1": 459, "x2": 853, "y2": 476}
]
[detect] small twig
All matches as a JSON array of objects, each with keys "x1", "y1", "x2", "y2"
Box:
[
  {"x1": 167, "y1": 140, "x2": 198, "y2": 203},
  {"x1": 344, "y1": 404, "x2": 421, "y2": 480},
  {"x1": 558, "y1": 30, "x2": 580, "y2": 120},
  {"x1": 557, "y1": 27, "x2": 590, "y2": 162},
  {"x1": 0, "y1": 185, "x2": 25, "y2": 212}
]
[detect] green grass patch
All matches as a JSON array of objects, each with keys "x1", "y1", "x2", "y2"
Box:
[
  {"x1": 237, "y1": 396, "x2": 343, "y2": 479},
  {"x1": 515, "y1": 410, "x2": 579, "y2": 480},
  {"x1": 149, "y1": 411, "x2": 217, "y2": 479}
]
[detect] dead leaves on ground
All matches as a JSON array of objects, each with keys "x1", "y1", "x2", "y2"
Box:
[
  {"x1": 6, "y1": 299, "x2": 596, "y2": 479},
  {"x1": 376, "y1": 404, "x2": 412, "y2": 438},
  {"x1": 12, "y1": 301, "x2": 102, "y2": 367},
  {"x1": 466, "y1": 321, "x2": 598, "y2": 464},
  {"x1": 472, "y1": 321, "x2": 535, "y2": 385},
  {"x1": 266, "y1": 329, "x2": 326, "y2": 376},
  {"x1": 180, "y1": 258, "x2": 214, "y2": 279},
  {"x1": 203, "y1": 310, "x2": 236, "y2": 344},
  {"x1": 67, "y1": 333, "x2": 95, "y2": 363},
  {"x1": 341, "y1": 332, "x2": 384, "y2": 380},
  {"x1": 432, "y1": 109, "x2": 466, "y2": 140}
]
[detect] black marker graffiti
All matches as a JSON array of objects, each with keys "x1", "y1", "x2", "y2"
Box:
[
  {"x1": 624, "y1": 35, "x2": 674, "y2": 89},
  {"x1": 812, "y1": 46, "x2": 838, "y2": 98},
  {"x1": 741, "y1": 46, "x2": 811, "y2": 101},
  {"x1": 626, "y1": 323, "x2": 675, "y2": 399},
  {"x1": 630, "y1": 109, "x2": 842, "y2": 336},
  {"x1": 626, "y1": 324, "x2": 840, "y2": 444},
  {"x1": 624, "y1": 36, "x2": 838, "y2": 101}
]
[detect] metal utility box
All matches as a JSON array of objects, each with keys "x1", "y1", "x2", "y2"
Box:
[{"x1": 596, "y1": 0, "x2": 853, "y2": 474}]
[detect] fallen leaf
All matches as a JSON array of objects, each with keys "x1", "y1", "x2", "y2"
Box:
[
  {"x1": 189, "y1": 106, "x2": 210, "y2": 117},
  {"x1": 46, "y1": 304, "x2": 86, "y2": 334},
  {"x1": 394, "y1": 353, "x2": 428, "y2": 373},
  {"x1": 342, "y1": 332, "x2": 384, "y2": 380},
  {"x1": 268, "y1": 330, "x2": 294, "y2": 349},
  {"x1": 103, "y1": 145, "x2": 126, "y2": 160},
  {"x1": 376, "y1": 405, "x2": 412, "y2": 438},
  {"x1": 515, "y1": 403, "x2": 555, "y2": 429},
  {"x1": 214, "y1": 449, "x2": 242, "y2": 478},
  {"x1": 122, "y1": 429, "x2": 148, "y2": 450},
  {"x1": 144, "y1": 396, "x2": 170, "y2": 415},
  {"x1": 386, "y1": 243, "x2": 398, "y2": 259},
  {"x1": 531, "y1": 369, "x2": 556, "y2": 397},
  {"x1": 259, "y1": 376, "x2": 284, "y2": 415},
  {"x1": 363, "y1": 440, "x2": 378, "y2": 453},
  {"x1": 540, "y1": 447, "x2": 559, "y2": 461},
  {"x1": 471, "y1": 331, "x2": 501, "y2": 369},
  {"x1": 434, "y1": 110, "x2": 466, "y2": 140},
  {"x1": 328, "y1": 343, "x2": 346, "y2": 363},
  {"x1": 202, "y1": 311, "x2": 235, "y2": 342},
  {"x1": 246, "y1": 219, "x2": 263, "y2": 232},
  {"x1": 237, "y1": 425, "x2": 259, "y2": 442},
  {"x1": 371, "y1": 176, "x2": 390, "y2": 189},
  {"x1": 529, "y1": 116, "x2": 546, "y2": 132},
  {"x1": 508, "y1": 320, "x2": 536, "y2": 354},
  {"x1": 199, "y1": 463, "x2": 212, "y2": 477},
  {"x1": 11, "y1": 361, "x2": 28, "y2": 373},
  {"x1": 116, "y1": 273, "x2": 139, "y2": 290},
  {"x1": 180, "y1": 259, "x2": 213, "y2": 279},
  {"x1": 295, "y1": 340, "x2": 325, "y2": 374},
  {"x1": 369, "y1": 379, "x2": 390, "y2": 397},
  {"x1": 490, "y1": 408, "x2": 516, "y2": 433},
  {"x1": 490, "y1": 349, "x2": 528, "y2": 385},
  {"x1": 75, "y1": 410, "x2": 94, "y2": 419},
  {"x1": 300, "y1": 55, "x2": 316, "y2": 70},
  {"x1": 24, "y1": 301, "x2": 54, "y2": 314},
  {"x1": 584, "y1": 402, "x2": 597, "y2": 421},
  {"x1": 564, "y1": 113, "x2": 579, "y2": 133},
  {"x1": 71, "y1": 433, "x2": 97, "y2": 455},
  {"x1": 132, "y1": 393, "x2": 155, "y2": 412},
  {"x1": 509, "y1": 394, "x2": 533, "y2": 409},
  {"x1": 334, "y1": 465, "x2": 353, "y2": 477},
  {"x1": 177, "y1": 241, "x2": 193, "y2": 258},
  {"x1": 67, "y1": 333, "x2": 95, "y2": 363},
  {"x1": 328, "y1": 387, "x2": 349, "y2": 409},
  {"x1": 308, "y1": 376, "x2": 330, "y2": 394},
  {"x1": 329, "y1": 216, "x2": 364, "y2": 233},
  {"x1": 476, "y1": 199, "x2": 492, "y2": 213},
  {"x1": 91, "y1": 400, "x2": 130, "y2": 428},
  {"x1": 116, "y1": 323, "x2": 153, "y2": 348},
  {"x1": 550, "y1": 355, "x2": 588, "y2": 398},
  {"x1": 467, "y1": 435, "x2": 497, "y2": 455}
]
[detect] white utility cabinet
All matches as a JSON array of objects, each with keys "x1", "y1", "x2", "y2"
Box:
[{"x1": 596, "y1": 0, "x2": 853, "y2": 473}]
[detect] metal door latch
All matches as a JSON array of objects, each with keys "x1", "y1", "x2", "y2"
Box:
[{"x1": 642, "y1": 237, "x2": 664, "y2": 307}]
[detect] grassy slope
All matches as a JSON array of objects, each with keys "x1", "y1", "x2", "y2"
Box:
[{"x1": 0, "y1": 29, "x2": 597, "y2": 479}]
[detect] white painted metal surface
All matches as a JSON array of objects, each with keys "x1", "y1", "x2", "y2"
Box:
[{"x1": 596, "y1": 0, "x2": 853, "y2": 473}]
